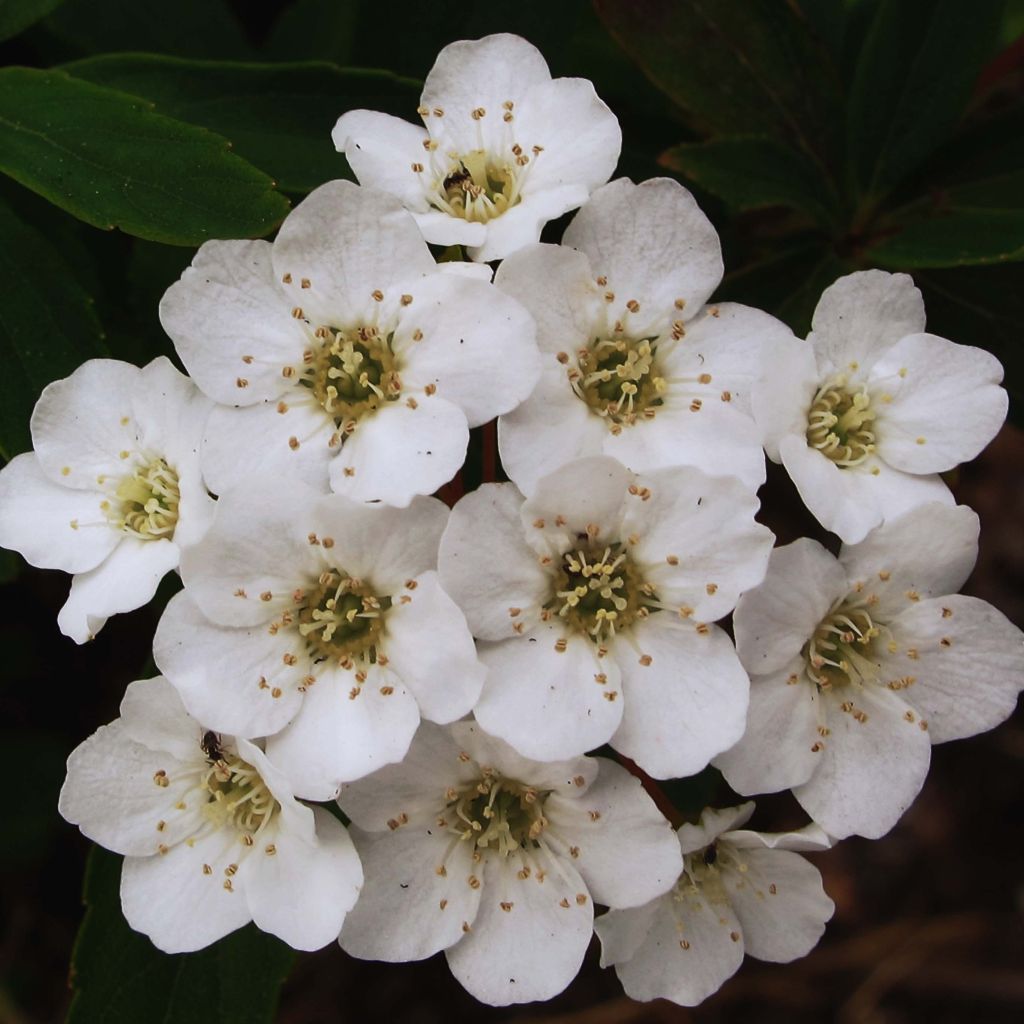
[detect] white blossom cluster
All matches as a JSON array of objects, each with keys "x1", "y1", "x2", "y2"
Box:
[{"x1": 1, "y1": 34, "x2": 1021, "y2": 1009}]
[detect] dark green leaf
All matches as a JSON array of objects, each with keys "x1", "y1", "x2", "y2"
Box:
[
  {"x1": 916, "y1": 263, "x2": 1024, "y2": 422},
  {"x1": 868, "y1": 208, "x2": 1024, "y2": 268},
  {"x1": 594, "y1": 0, "x2": 844, "y2": 172},
  {"x1": 0, "y1": 196, "x2": 106, "y2": 458},
  {"x1": 847, "y1": 0, "x2": 1004, "y2": 201},
  {"x1": 63, "y1": 55, "x2": 421, "y2": 195},
  {"x1": 660, "y1": 135, "x2": 840, "y2": 228},
  {"x1": 68, "y1": 846, "x2": 295, "y2": 1024},
  {"x1": 42, "y1": 0, "x2": 251, "y2": 59},
  {"x1": 0, "y1": 68, "x2": 290, "y2": 245},
  {"x1": 0, "y1": 0, "x2": 65, "y2": 41}
]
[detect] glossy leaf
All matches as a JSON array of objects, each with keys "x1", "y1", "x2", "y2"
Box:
[
  {"x1": 68, "y1": 846, "x2": 295, "y2": 1024},
  {"x1": 0, "y1": 68, "x2": 290, "y2": 245},
  {"x1": 0, "y1": 197, "x2": 106, "y2": 458},
  {"x1": 847, "y1": 0, "x2": 1005, "y2": 200},
  {"x1": 0, "y1": 0, "x2": 65, "y2": 41},
  {"x1": 868, "y1": 208, "x2": 1024, "y2": 268},
  {"x1": 594, "y1": 0, "x2": 844, "y2": 171},
  {"x1": 660, "y1": 135, "x2": 840, "y2": 228},
  {"x1": 62, "y1": 55, "x2": 421, "y2": 194}
]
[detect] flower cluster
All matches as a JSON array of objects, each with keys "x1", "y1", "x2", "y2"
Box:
[{"x1": 1, "y1": 33, "x2": 1020, "y2": 1008}]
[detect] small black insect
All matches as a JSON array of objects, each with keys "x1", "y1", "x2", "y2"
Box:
[
  {"x1": 201, "y1": 730, "x2": 224, "y2": 762},
  {"x1": 443, "y1": 168, "x2": 471, "y2": 192},
  {"x1": 702, "y1": 843, "x2": 718, "y2": 866}
]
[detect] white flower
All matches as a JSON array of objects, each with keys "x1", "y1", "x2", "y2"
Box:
[
  {"x1": 58, "y1": 676, "x2": 362, "y2": 953},
  {"x1": 755, "y1": 270, "x2": 1007, "y2": 542},
  {"x1": 438, "y1": 456, "x2": 773, "y2": 776},
  {"x1": 0, "y1": 357, "x2": 213, "y2": 642},
  {"x1": 332, "y1": 33, "x2": 621, "y2": 262},
  {"x1": 159, "y1": 180, "x2": 540, "y2": 507},
  {"x1": 715, "y1": 503, "x2": 1024, "y2": 839},
  {"x1": 495, "y1": 178, "x2": 791, "y2": 494},
  {"x1": 596, "y1": 803, "x2": 834, "y2": 1007},
  {"x1": 337, "y1": 720, "x2": 682, "y2": 1006},
  {"x1": 153, "y1": 480, "x2": 484, "y2": 800}
]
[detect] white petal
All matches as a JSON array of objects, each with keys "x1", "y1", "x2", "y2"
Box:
[
  {"x1": 839, "y1": 503, "x2": 978, "y2": 619},
  {"x1": 626, "y1": 465, "x2": 773, "y2": 622},
  {"x1": 475, "y1": 626, "x2": 624, "y2": 761},
  {"x1": 58, "y1": 537, "x2": 179, "y2": 643},
  {"x1": 660, "y1": 302, "x2": 797, "y2": 417},
  {"x1": 246, "y1": 806, "x2": 362, "y2": 950},
  {"x1": 887, "y1": 595, "x2": 1024, "y2": 743},
  {"x1": 725, "y1": 847, "x2": 833, "y2": 962},
  {"x1": 340, "y1": 825, "x2": 481, "y2": 961},
  {"x1": 514, "y1": 77, "x2": 621, "y2": 194},
  {"x1": 751, "y1": 335, "x2": 819, "y2": 462},
  {"x1": 201, "y1": 399, "x2": 336, "y2": 497},
  {"x1": 545, "y1": 758, "x2": 682, "y2": 908},
  {"x1": 438, "y1": 482, "x2": 549, "y2": 641},
  {"x1": 809, "y1": 270, "x2": 925, "y2": 376},
  {"x1": 179, "y1": 479, "x2": 321, "y2": 627},
  {"x1": 338, "y1": 721, "x2": 476, "y2": 831},
  {"x1": 120, "y1": 830, "x2": 252, "y2": 953},
  {"x1": 563, "y1": 178, "x2": 723, "y2": 330},
  {"x1": 494, "y1": 242, "x2": 598, "y2": 355},
  {"x1": 421, "y1": 34, "x2": 551, "y2": 151},
  {"x1": 734, "y1": 538, "x2": 848, "y2": 674},
  {"x1": 726, "y1": 821, "x2": 833, "y2": 853},
  {"x1": 611, "y1": 618, "x2": 749, "y2": 779},
  {"x1": 795, "y1": 685, "x2": 932, "y2": 839},
  {"x1": 606, "y1": 399, "x2": 766, "y2": 491},
  {"x1": 467, "y1": 186, "x2": 592, "y2": 263},
  {"x1": 446, "y1": 851, "x2": 592, "y2": 1006},
  {"x1": 133, "y1": 357, "x2": 212, "y2": 465},
  {"x1": 411, "y1": 209, "x2": 488, "y2": 249},
  {"x1": 868, "y1": 460, "x2": 955, "y2": 522},
  {"x1": 159, "y1": 240, "x2": 304, "y2": 405},
  {"x1": 265, "y1": 663, "x2": 420, "y2": 798},
  {"x1": 601, "y1": 889, "x2": 743, "y2": 1006},
  {"x1": 271, "y1": 180, "x2": 435, "y2": 325},
  {"x1": 332, "y1": 110, "x2": 430, "y2": 210},
  {"x1": 31, "y1": 359, "x2": 141, "y2": 487},
  {"x1": 311, "y1": 493, "x2": 448, "y2": 591},
  {"x1": 871, "y1": 333, "x2": 1006, "y2": 473},
  {"x1": 117, "y1": 676, "x2": 202, "y2": 762},
  {"x1": 59, "y1": 719, "x2": 202, "y2": 857},
  {"x1": 594, "y1": 899, "x2": 660, "y2": 967},
  {"x1": 677, "y1": 804, "x2": 755, "y2": 854},
  {"x1": 0, "y1": 452, "x2": 117, "y2": 572},
  {"x1": 396, "y1": 273, "x2": 540, "y2": 427},
  {"x1": 153, "y1": 591, "x2": 304, "y2": 738},
  {"x1": 382, "y1": 571, "x2": 484, "y2": 723},
  {"x1": 328, "y1": 395, "x2": 468, "y2": 507},
  {"x1": 497, "y1": 359, "x2": 609, "y2": 497},
  {"x1": 714, "y1": 660, "x2": 821, "y2": 795}
]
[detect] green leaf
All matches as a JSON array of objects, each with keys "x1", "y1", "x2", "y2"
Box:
[
  {"x1": 660, "y1": 135, "x2": 840, "y2": 228},
  {"x1": 593, "y1": 0, "x2": 844, "y2": 171},
  {"x1": 867, "y1": 208, "x2": 1024, "y2": 268},
  {"x1": 68, "y1": 846, "x2": 295, "y2": 1024},
  {"x1": 0, "y1": 196, "x2": 106, "y2": 458},
  {"x1": 63, "y1": 55, "x2": 421, "y2": 195},
  {"x1": 847, "y1": 0, "x2": 1005, "y2": 201},
  {"x1": 42, "y1": 0, "x2": 252, "y2": 59},
  {"x1": 0, "y1": 0, "x2": 65, "y2": 41},
  {"x1": 0, "y1": 68, "x2": 291, "y2": 245}
]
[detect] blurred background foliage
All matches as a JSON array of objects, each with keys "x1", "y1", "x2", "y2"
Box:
[{"x1": 0, "y1": 1, "x2": 1021, "y2": 1022}]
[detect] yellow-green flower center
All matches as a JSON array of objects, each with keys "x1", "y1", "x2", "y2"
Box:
[
  {"x1": 296, "y1": 570, "x2": 391, "y2": 663},
  {"x1": 113, "y1": 457, "x2": 180, "y2": 540},
  {"x1": 200, "y1": 749, "x2": 278, "y2": 837},
  {"x1": 435, "y1": 149, "x2": 523, "y2": 223},
  {"x1": 446, "y1": 772, "x2": 549, "y2": 856},
  {"x1": 807, "y1": 375, "x2": 876, "y2": 467},
  {"x1": 572, "y1": 336, "x2": 666, "y2": 428},
  {"x1": 804, "y1": 597, "x2": 887, "y2": 690}
]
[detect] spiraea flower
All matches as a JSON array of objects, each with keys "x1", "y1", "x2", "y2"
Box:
[
  {"x1": 596, "y1": 804, "x2": 833, "y2": 1007},
  {"x1": 438, "y1": 456, "x2": 773, "y2": 777},
  {"x1": 715, "y1": 503, "x2": 1024, "y2": 839},
  {"x1": 0, "y1": 358, "x2": 213, "y2": 642},
  {"x1": 58, "y1": 676, "x2": 362, "y2": 952},
  {"x1": 337, "y1": 720, "x2": 682, "y2": 1006},
  {"x1": 754, "y1": 270, "x2": 1006, "y2": 542},
  {"x1": 332, "y1": 34, "x2": 621, "y2": 262},
  {"x1": 495, "y1": 178, "x2": 791, "y2": 494},
  {"x1": 154, "y1": 481, "x2": 484, "y2": 799},
  {"x1": 159, "y1": 180, "x2": 539, "y2": 507}
]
